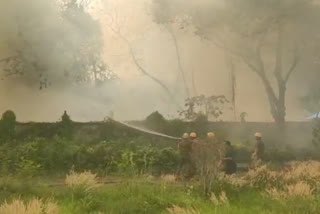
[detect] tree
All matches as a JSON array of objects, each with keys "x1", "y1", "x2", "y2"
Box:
[
  {"x1": 145, "y1": 111, "x2": 167, "y2": 132},
  {"x1": 240, "y1": 112, "x2": 248, "y2": 123},
  {"x1": 301, "y1": 88, "x2": 320, "y2": 118},
  {"x1": 151, "y1": 0, "x2": 320, "y2": 123},
  {"x1": 60, "y1": 0, "x2": 117, "y2": 86},
  {"x1": 58, "y1": 110, "x2": 73, "y2": 139},
  {"x1": 0, "y1": 0, "x2": 116, "y2": 88},
  {"x1": 152, "y1": 0, "x2": 191, "y2": 98},
  {"x1": 103, "y1": 7, "x2": 182, "y2": 109},
  {"x1": 179, "y1": 95, "x2": 229, "y2": 121},
  {"x1": 0, "y1": 110, "x2": 17, "y2": 141},
  {"x1": 225, "y1": 54, "x2": 237, "y2": 120}
]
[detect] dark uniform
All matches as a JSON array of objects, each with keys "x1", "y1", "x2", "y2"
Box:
[
  {"x1": 177, "y1": 138, "x2": 195, "y2": 179},
  {"x1": 254, "y1": 139, "x2": 265, "y2": 160},
  {"x1": 220, "y1": 141, "x2": 237, "y2": 175},
  {"x1": 251, "y1": 139, "x2": 265, "y2": 167}
]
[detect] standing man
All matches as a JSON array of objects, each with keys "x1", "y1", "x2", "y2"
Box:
[
  {"x1": 189, "y1": 132, "x2": 199, "y2": 144},
  {"x1": 177, "y1": 133, "x2": 194, "y2": 180},
  {"x1": 251, "y1": 132, "x2": 265, "y2": 167},
  {"x1": 206, "y1": 132, "x2": 216, "y2": 144},
  {"x1": 220, "y1": 140, "x2": 237, "y2": 175}
]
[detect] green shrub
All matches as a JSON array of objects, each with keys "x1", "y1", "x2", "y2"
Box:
[
  {"x1": 0, "y1": 110, "x2": 16, "y2": 141},
  {"x1": 58, "y1": 111, "x2": 73, "y2": 139},
  {"x1": 145, "y1": 111, "x2": 168, "y2": 133},
  {"x1": 312, "y1": 119, "x2": 320, "y2": 147},
  {"x1": 0, "y1": 137, "x2": 180, "y2": 176}
]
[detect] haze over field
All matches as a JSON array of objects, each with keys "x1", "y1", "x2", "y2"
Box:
[{"x1": 0, "y1": 0, "x2": 319, "y2": 122}]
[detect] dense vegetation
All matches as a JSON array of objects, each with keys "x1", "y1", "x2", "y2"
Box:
[
  {"x1": 2, "y1": 162, "x2": 320, "y2": 214},
  {"x1": 1, "y1": 110, "x2": 320, "y2": 213},
  {"x1": 0, "y1": 110, "x2": 320, "y2": 177}
]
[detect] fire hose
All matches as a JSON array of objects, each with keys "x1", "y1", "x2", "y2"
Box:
[{"x1": 106, "y1": 117, "x2": 181, "y2": 140}]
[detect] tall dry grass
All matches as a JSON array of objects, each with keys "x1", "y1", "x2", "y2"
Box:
[
  {"x1": 65, "y1": 169, "x2": 100, "y2": 193},
  {"x1": 266, "y1": 181, "x2": 314, "y2": 200},
  {"x1": 167, "y1": 205, "x2": 200, "y2": 214},
  {"x1": 210, "y1": 191, "x2": 229, "y2": 206},
  {"x1": 0, "y1": 198, "x2": 59, "y2": 214},
  {"x1": 224, "y1": 161, "x2": 320, "y2": 200}
]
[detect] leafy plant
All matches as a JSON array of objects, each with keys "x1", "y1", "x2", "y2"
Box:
[
  {"x1": 312, "y1": 119, "x2": 320, "y2": 147},
  {"x1": 0, "y1": 110, "x2": 16, "y2": 141},
  {"x1": 179, "y1": 95, "x2": 229, "y2": 121},
  {"x1": 58, "y1": 111, "x2": 73, "y2": 139}
]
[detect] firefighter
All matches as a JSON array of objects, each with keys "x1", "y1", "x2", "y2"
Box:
[
  {"x1": 220, "y1": 140, "x2": 237, "y2": 175},
  {"x1": 206, "y1": 132, "x2": 216, "y2": 144},
  {"x1": 189, "y1": 132, "x2": 198, "y2": 143},
  {"x1": 251, "y1": 132, "x2": 265, "y2": 167},
  {"x1": 177, "y1": 133, "x2": 195, "y2": 179}
]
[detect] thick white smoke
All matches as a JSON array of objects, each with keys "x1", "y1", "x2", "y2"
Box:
[{"x1": 0, "y1": 0, "x2": 318, "y2": 122}]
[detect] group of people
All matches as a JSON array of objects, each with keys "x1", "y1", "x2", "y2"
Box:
[{"x1": 176, "y1": 131, "x2": 265, "y2": 179}]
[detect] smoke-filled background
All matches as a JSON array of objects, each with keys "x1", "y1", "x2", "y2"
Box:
[{"x1": 0, "y1": 0, "x2": 319, "y2": 122}]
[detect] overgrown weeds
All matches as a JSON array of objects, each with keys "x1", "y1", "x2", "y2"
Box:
[{"x1": 0, "y1": 198, "x2": 59, "y2": 214}]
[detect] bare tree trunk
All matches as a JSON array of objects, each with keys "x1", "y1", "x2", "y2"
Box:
[
  {"x1": 241, "y1": 22, "x2": 297, "y2": 124},
  {"x1": 209, "y1": 21, "x2": 299, "y2": 124},
  {"x1": 225, "y1": 54, "x2": 237, "y2": 121},
  {"x1": 191, "y1": 68, "x2": 198, "y2": 96},
  {"x1": 257, "y1": 69, "x2": 286, "y2": 124},
  {"x1": 107, "y1": 24, "x2": 182, "y2": 110},
  {"x1": 167, "y1": 26, "x2": 190, "y2": 98},
  {"x1": 273, "y1": 22, "x2": 286, "y2": 124}
]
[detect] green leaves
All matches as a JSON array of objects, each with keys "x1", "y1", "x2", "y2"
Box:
[
  {"x1": 179, "y1": 95, "x2": 230, "y2": 121},
  {"x1": 0, "y1": 110, "x2": 16, "y2": 141}
]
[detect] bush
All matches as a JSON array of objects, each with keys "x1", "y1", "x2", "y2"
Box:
[
  {"x1": 145, "y1": 111, "x2": 168, "y2": 133},
  {"x1": 312, "y1": 119, "x2": 320, "y2": 147},
  {"x1": 57, "y1": 111, "x2": 73, "y2": 139},
  {"x1": 0, "y1": 198, "x2": 59, "y2": 214},
  {"x1": 65, "y1": 170, "x2": 100, "y2": 198},
  {"x1": 0, "y1": 137, "x2": 179, "y2": 176},
  {"x1": 1, "y1": 110, "x2": 16, "y2": 122},
  {"x1": 0, "y1": 110, "x2": 16, "y2": 141}
]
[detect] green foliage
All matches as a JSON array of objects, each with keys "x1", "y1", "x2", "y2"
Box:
[
  {"x1": 1, "y1": 110, "x2": 16, "y2": 122},
  {"x1": 2, "y1": 177, "x2": 320, "y2": 214},
  {"x1": 301, "y1": 89, "x2": 320, "y2": 115},
  {"x1": 240, "y1": 112, "x2": 248, "y2": 122},
  {"x1": 0, "y1": 110, "x2": 16, "y2": 141},
  {"x1": 179, "y1": 95, "x2": 229, "y2": 121},
  {"x1": 58, "y1": 111, "x2": 73, "y2": 139},
  {"x1": 312, "y1": 119, "x2": 320, "y2": 147},
  {"x1": 0, "y1": 137, "x2": 179, "y2": 176},
  {"x1": 265, "y1": 147, "x2": 296, "y2": 163},
  {"x1": 145, "y1": 111, "x2": 168, "y2": 132}
]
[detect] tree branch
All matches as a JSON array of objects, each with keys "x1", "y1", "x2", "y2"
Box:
[
  {"x1": 191, "y1": 67, "x2": 198, "y2": 97},
  {"x1": 106, "y1": 15, "x2": 183, "y2": 110},
  {"x1": 284, "y1": 51, "x2": 300, "y2": 83},
  {"x1": 167, "y1": 25, "x2": 190, "y2": 98},
  {"x1": 0, "y1": 56, "x2": 18, "y2": 63}
]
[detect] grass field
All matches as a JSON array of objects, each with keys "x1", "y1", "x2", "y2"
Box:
[{"x1": 1, "y1": 164, "x2": 320, "y2": 214}]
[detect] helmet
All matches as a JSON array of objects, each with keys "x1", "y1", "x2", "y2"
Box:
[
  {"x1": 207, "y1": 132, "x2": 215, "y2": 138},
  {"x1": 255, "y1": 132, "x2": 262, "y2": 138},
  {"x1": 190, "y1": 132, "x2": 197, "y2": 138},
  {"x1": 182, "y1": 133, "x2": 189, "y2": 139}
]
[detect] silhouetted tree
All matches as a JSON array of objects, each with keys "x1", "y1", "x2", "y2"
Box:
[
  {"x1": 58, "y1": 110, "x2": 73, "y2": 139},
  {"x1": 0, "y1": 110, "x2": 17, "y2": 141}
]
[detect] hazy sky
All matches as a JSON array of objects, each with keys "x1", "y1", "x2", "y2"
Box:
[{"x1": 0, "y1": 0, "x2": 314, "y2": 122}]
